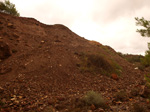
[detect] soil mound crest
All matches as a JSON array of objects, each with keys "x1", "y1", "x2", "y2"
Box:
[{"x1": 0, "y1": 12, "x2": 146, "y2": 111}]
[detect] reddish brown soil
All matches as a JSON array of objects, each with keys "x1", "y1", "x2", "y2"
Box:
[{"x1": 0, "y1": 12, "x2": 149, "y2": 112}]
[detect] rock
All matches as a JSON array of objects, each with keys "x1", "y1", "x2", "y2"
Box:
[
  {"x1": 7, "y1": 23, "x2": 14, "y2": 28},
  {"x1": 0, "y1": 41, "x2": 11, "y2": 60},
  {"x1": 55, "y1": 40, "x2": 61, "y2": 42},
  {"x1": 56, "y1": 96, "x2": 65, "y2": 101},
  {"x1": 90, "y1": 104, "x2": 96, "y2": 110},
  {"x1": 140, "y1": 85, "x2": 150, "y2": 98},
  {"x1": 98, "y1": 108, "x2": 104, "y2": 112},
  {"x1": 134, "y1": 67, "x2": 138, "y2": 70},
  {"x1": 41, "y1": 40, "x2": 45, "y2": 43},
  {"x1": 0, "y1": 86, "x2": 4, "y2": 93},
  {"x1": 88, "y1": 110, "x2": 92, "y2": 112},
  {"x1": 111, "y1": 74, "x2": 119, "y2": 80},
  {"x1": 13, "y1": 33, "x2": 19, "y2": 38},
  {"x1": 110, "y1": 106, "x2": 118, "y2": 111}
]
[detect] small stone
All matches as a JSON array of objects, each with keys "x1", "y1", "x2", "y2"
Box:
[
  {"x1": 7, "y1": 23, "x2": 14, "y2": 28},
  {"x1": 111, "y1": 74, "x2": 119, "y2": 80},
  {"x1": 41, "y1": 40, "x2": 45, "y2": 43},
  {"x1": 90, "y1": 104, "x2": 95, "y2": 110},
  {"x1": 88, "y1": 110, "x2": 92, "y2": 112},
  {"x1": 146, "y1": 99, "x2": 150, "y2": 104},
  {"x1": 98, "y1": 108, "x2": 104, "y2": 112},
  {"x1": 13, "y1": 33, "x2": 19, "y2": 38},
  {"x1": 134, "y1": 67, "x2": 138, "y2": 70},
  {"x1": 14, "y1": 100, "x2": 19, "y2": 104},
  {"x1": 0, "y1": 86, "x2": 4, "y2": 93},
  {"x1": 18, "y1": 96, "x2": 23, "y2": 99},
  {"x1": 11, "y1": 97, "x2": 16, "y2": 101}
]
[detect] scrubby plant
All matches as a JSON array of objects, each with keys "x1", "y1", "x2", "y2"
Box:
[
  {"x1": 0, "y1": 0, "x2": 20, "y2": 16},
  {"x1": 117, "y1": 52, "x2": 124, "y2": 58},
  {"x1": 144, "y1": 74, "x2": 150, "y2": 87},
  {"x1": 79, "y1": 53, "x2": 112, "y2": 75},
  {"x1": 78, "y1": 52, "x2": 122, "y2": 76},
  {"x1": 141, "y1": 44, "x2": 150, "y2": 67},
  {"x1": 82, "y1": 91, "x2": 107, "y2": 108},
  {"x1": 141, "y1": 74, "x2": 150, "y2": 99},
  {"x1": 118, "y1": 53, "x2": 144, "y2": 64},
  {"x1": 135, "y1": 17, "x2": 150, "y2": 67},
  {"x1": 128, "y1": 55, "x2": 143, "y2": 63}
]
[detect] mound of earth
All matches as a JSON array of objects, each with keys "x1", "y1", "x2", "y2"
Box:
[{"x1": 0, "y1": 12, "x2": 149, "y2": 112}]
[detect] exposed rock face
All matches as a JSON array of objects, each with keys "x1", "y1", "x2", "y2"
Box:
[{"x1": 0, "y1": 41, "x2": 11, "y2": 60}]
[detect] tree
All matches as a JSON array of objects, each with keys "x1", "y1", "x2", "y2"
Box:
[
  {"x1": 135, "y1": 17, "x2": 150, "y2": 37},
  {"x1": 0, "y1": 0, "x2": 20, "y2": 16},
  {"x1": 135, "y1": 17, "x2": 150, "y2": 67}
]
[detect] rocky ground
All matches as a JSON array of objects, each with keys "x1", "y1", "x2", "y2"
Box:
[{"x1": 0, "y1": 12, "x2": 150, "y2": 112}]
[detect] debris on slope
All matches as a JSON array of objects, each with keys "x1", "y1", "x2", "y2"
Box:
[{"x1": 0, "y1": 12, "x2": 149, "y2": 112}]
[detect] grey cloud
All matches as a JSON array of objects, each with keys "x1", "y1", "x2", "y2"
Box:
[
  {"x1": 92, "y1": 0, "x2": 150, "y2": 24},
  {"x1": 10, "y1": 0, "x2": 150, "y2": 54}
]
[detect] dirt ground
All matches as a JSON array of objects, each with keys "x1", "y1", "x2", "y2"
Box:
[{"x1": 0, "y1": 12, "x2": 150, "y2": 112}]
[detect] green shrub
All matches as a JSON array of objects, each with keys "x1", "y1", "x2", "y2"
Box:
[
  {"x1": 128, "y1": 55, "x2": 143, "y2": 63},
  {"x1": 141, "y1": 51, "x2": 150, "y2": 67},
  {"x1": 144, "y1": 74, "x2": 150, "y2": 87},
  {"x1": 140, "y1": 43, "x2": 150, "y2": 67},
  {"x1": 119, "y1": 53, "x2": 144, "y2": 63},
  {"x1": 78, "y1": 53, "x2": 122, "y2": 76},
  {"x1": 82, "y1": 91, "x2": 107, "y2": 108}
]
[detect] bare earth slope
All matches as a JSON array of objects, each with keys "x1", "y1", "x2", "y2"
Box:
[{"x1": 0, "y1": 12, "x2": 148, "y2": 111}]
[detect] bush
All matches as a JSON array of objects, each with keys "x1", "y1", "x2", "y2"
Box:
[
  {"x1": 82, "y1": 91, "x2": 107, "y2": 108},
  {"x1": 0, "y1": 0, "x2": 20, "y2": 16},
  {"x1": 78, "y1": 53, "x2": 122, "y2": 76},
  {"x1": 141, "y1": 50, "x2": 150, "y2": 67},
  {"x1": 144, "y1": 74, "x2": 150, "y2": 87}
]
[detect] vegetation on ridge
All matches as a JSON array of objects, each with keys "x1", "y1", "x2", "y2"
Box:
[
  {"x1": 77, "y1": 52, "x2": 122, "y2": 76},
  {"x1": 0, "y1": 0, "x2": 20, "y2": 16},
  {"x1": 135, "y1": 17, "x2": 150, "y2": 67}
]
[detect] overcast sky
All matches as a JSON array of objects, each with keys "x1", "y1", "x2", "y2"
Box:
[{"x1": 6, "y1": 0, "x2": 150, "y2": 55}]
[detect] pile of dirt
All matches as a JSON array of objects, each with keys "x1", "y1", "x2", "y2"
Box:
[{"x1": 0, "y1": 12, "x2": 149, "y2": 112}]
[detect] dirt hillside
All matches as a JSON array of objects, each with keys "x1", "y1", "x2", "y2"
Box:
[{"x1": 0, "y1": 12, "x2": 149, "y2": 112}]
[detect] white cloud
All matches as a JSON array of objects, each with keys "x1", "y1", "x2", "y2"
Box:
[{"x1": 10, "y1": 0, "x2": 150, "y2": 54}]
